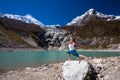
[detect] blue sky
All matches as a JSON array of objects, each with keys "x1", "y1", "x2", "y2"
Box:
[{"x1": 0, "y1": 0, "x2": 120, "y2": 25}]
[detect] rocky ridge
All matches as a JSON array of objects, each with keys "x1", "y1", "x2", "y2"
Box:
[{"x1": 43, "y1": 27, "x2": 70, "y2": 50}]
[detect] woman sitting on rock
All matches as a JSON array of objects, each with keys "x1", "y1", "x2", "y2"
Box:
[{"x1": 66, "y1": 36, "x2": 88, "y2": 61}]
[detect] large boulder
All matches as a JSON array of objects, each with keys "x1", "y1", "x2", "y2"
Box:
[{"x1": 62, "y1": 61, "x2": 89, "y2": 80}]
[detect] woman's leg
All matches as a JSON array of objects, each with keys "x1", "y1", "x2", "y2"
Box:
[
  {"x1": 73, "y1": 50, "x2": 88, "y2": 61},
  {"x1": 68, "y1": 53, "x2": 71, "y2": 60},
  {"x1": 79, "y1": 55, "x2": 88, "y2": 61}
]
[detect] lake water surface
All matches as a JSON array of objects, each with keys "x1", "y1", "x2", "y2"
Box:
[{"x1": 0, "y1": 50, "x2": 120, "y2": 70}]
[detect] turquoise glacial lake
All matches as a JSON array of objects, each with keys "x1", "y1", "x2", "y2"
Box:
[{"x1": 0, "y1": 50, "x2": 120, "y2": 70}]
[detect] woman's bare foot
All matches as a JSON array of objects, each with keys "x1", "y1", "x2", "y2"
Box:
[
  {"x1": 79, "y1": 55, "x2": 89, "y2": 61},
  {"x1": 84, "y1": 57, "x2": 89, "y2": 61}
]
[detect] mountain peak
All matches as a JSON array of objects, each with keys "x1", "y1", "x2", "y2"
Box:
[
  {"x1": 88, "y1": 8, "x2": 95, "y2": 12},
  {"x1": 0, "y1": 13, "x2": 45, "y2": 28},
  {"x1": 67, "y1": 9, "x2": 120, "y2": 26},
  {"x1": 88, "y1": 8, "x2": 96, "y2": 15},
  {"x1": 24, "y1": 14, "x2": 33, "y2": 18}
]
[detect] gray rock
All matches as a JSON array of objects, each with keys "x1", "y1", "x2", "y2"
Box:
[{"x1": 62, "y1": 61, "x2": 89, "y2": 80}]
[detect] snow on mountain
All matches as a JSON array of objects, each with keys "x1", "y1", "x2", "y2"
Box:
[
  {"x1": 45, "y1": 24, "x2": 61, "y2": 27},
  {"x1": 115, "y1": 16, "x2": 120, "y2": 20},
  {"x1": 0, "y1": 13, "x2": 45, "y2": 27},
  {"x1": 44, "y1": 24, "x2": 61, "y2": 33},
  {"x1": 67, "y1": 9, "x2": 120, "y2": 26}
]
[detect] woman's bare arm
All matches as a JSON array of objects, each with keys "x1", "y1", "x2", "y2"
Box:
[
  {"x1": 65, "y1": 42, "x2": 69, "y2": 46},
  {"x1": 75, "y1": 43, "x2": 86, "y2": 48}
]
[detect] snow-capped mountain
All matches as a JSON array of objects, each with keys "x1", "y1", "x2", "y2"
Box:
[
  {"x1": 0, "y1": 13, "x2": 44, "y2": 27},
  {"x1": 67, "y1": 9, "x2": 120, "y2": 26}
]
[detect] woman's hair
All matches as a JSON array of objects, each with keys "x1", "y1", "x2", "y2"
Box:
[{"x1": 70, "y1": 36, "x2": 75, "y2": 42}]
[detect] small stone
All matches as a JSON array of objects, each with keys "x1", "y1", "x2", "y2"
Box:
[
  {"x1": 54, "y1": 65, "x2": 58, "y2": 70},
  {"x1": 25, "y1": 72, "x2": 29, "y2": 74},
  {"x1": 97, "y1": 74, "x2": 101, "y2": 79},
  {"x1": 93, "y1": 59, "x2": 102, "y2": 64},
  {"x1": 104, "y1": 75, "x2": 111, "y2": 80},
  {"x1": 8, "y1": 71, "x2": 14, "y2": 74},
  {"x1": 99, "y1": 78, "x2": 104, "y2": 80},
  {"x1": 25, "y1": 67, "x2": 31, "y2": 70},
  {"x1": 54, "y1": 74, "x2": 60, "y2": 79},
  {"x1": 44, "y1": 64, "x2": 49, "y2": 66}
]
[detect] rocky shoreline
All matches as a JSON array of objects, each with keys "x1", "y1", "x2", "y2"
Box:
[
  {"x1": 0, "y1": 47, "x2": 120, "y2": 52},
  {"x1": 0, "y1": 48, "x2": 45, "y2": 52},
  {"x1": 0, "y1": 56, "x2": 120, "y2": 80}
]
